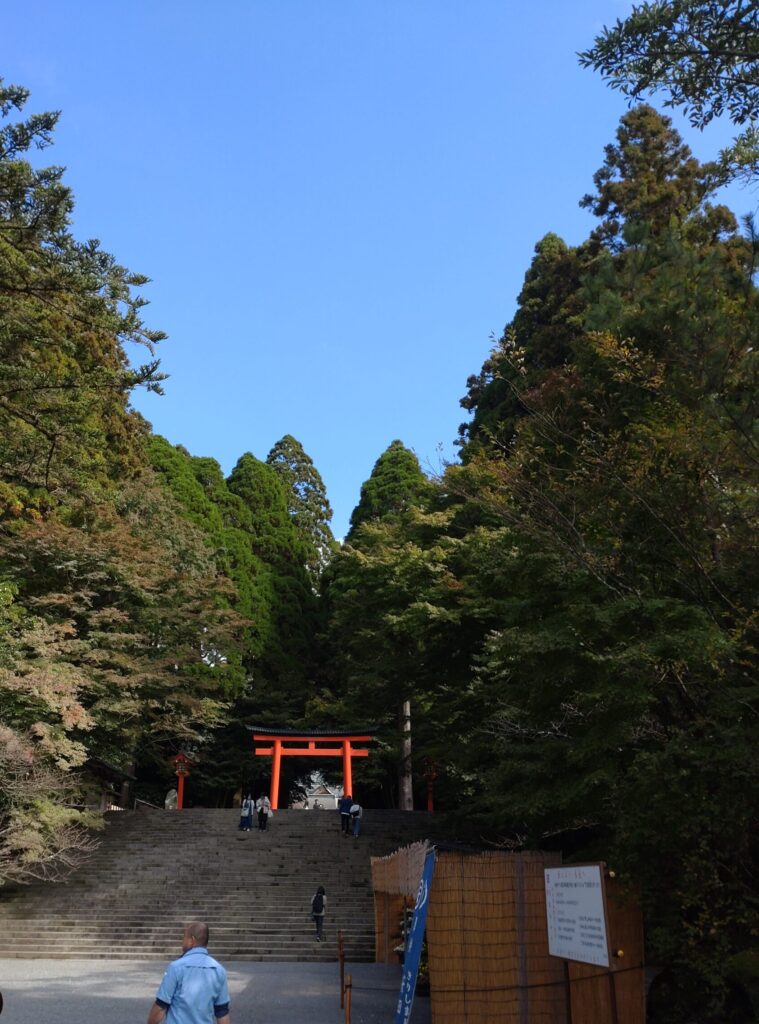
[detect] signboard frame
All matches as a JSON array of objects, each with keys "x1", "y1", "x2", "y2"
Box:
[{"x1": 544, "y1": 862, "x2": 613, "y2": 968}]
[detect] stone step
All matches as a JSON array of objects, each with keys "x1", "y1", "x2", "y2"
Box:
[
  {"x1": 2, "y1": 896, "x2": 373, "y2": 906},
  {"x1": 0, "y1": 808, "x2": 439, "y2": 962},
  {"x1": 0, "y1": 899, "x2": 373, "y2": 913},
  {"x1": 4, "y1": 919, "x2": 375, "y2": 931},
  {"x1": 6, "y1": 936, "x2": 371, "y2": 950},
  {"x1": 5, "y1": 896, "x2": 369, "y2": 906},
  {"x1": 2, "y1": 907, "x2": 373, "y2": 919},
  {"x1": 1, "y1": 905, "x2": 372, "y2": 917},
  {"x1": 0, "y1": 950, "x2": 371, "y2": 961}
]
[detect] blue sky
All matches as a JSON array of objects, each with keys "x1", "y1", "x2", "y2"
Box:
[{"x1": 5, "y1": 2, "x2": 753, "y2": 537}]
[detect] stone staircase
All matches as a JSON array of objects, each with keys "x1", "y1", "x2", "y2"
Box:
[{"x1": 0, "y1": 808, "x2": 436, "y2": 962}]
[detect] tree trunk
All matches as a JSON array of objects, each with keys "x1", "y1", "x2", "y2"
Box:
[{"x1": 399, "y1": 699, "x2": 414, "y2": 810}]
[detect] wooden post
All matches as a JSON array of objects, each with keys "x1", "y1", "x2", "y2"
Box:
[
  {"x1": 608, "y1": 970, "x2": 620, "y2": 1024},
  {"x1": 338, "y1": 929, "x2": 345, "y2": 1008},
  {"x1": 515, "y1": 855, "x2": 529, "y2": 1024},
  {"x1": 270, "y1": 738, "x2": 282, "y2": 809},
  {"x1": 563, "y1": 961, "x2": 573, "y2": 1024},
  {"x1": 176, "y1": 772, "x2": 185, "y2": 810},
  {"x1": 383, "y1": 893, "x2": 390, "y2": 964},
  {"x1": 344, "y1": 973, "x2": 352, "y2": 1024},
  {"x1": 342, "y1": 739, "x2": 353, "y2": 799},
  {"x1": 423, "y1": 757, "x2": 437, "y2": 813}
]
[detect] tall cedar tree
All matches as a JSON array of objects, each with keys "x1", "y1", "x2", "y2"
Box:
[
  {"x1": 227, "y1": 453, "x2": 319, "y2": 722},
  {"x1": 321, "y1": 442, "x2": 432, "y2": 805},
  {"x1": 459, "y1": 231, "x2": 590, "y2": 459},
  {"x1": 147, "y1": 439, "x2": 280, "y2": 803},
  {"x1": 346, "y1": 440, "x2": 432, "y2": 540},
  {"x1": 148, "y1": 438, "x2": 276, "y2": 673},
  {"x1": 266, "y1": 434, "x2": 337, "y2": 583}
]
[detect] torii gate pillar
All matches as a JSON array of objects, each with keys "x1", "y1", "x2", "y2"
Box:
[
  {"x1": 342, "y1": 739, "x2": 353, "y2": 798},
  {"x1": 271, "y1": 738, "x2": 282, "y2": 811}
]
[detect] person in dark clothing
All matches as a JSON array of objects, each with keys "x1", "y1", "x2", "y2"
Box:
[
  {"x1": 239, "y1": 794, "x2": 253, "y2": 832},
  {"x1": 338, "y1": 793, "x2": 353, "y2": 833},
  {"x1": 311, "y1": 886, "x2": 327, "y2": 942}
]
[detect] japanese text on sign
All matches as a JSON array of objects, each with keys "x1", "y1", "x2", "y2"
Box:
[{"x1": 544, "y1": 864, "x2": 610, "y2": 967}]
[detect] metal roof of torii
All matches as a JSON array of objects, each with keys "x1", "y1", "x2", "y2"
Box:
[{"x1": 246, "y1": 726, "x2": 377, "y2": 738}]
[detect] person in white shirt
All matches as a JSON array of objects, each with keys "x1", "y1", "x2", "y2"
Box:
[{"x1": 256, "y1": 794, "x2": 271, "y2": 831}]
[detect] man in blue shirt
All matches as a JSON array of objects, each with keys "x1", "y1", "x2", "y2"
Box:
[{"x1": 147, "y1": 922, "x2": 231, "y2": 1024}]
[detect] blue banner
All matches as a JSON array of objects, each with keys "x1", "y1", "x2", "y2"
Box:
[{"x1": 395, "y1": 846, "x2": 437, "y2": 1024}]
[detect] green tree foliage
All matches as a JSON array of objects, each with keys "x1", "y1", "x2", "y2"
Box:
[
  {"x1": 0, "y1": 80, "x2": 243, "y2": 879},
  {"x1": 0, "y1": 469, "x2": 243, "y2": 878},
  {"x1": 4, "y1": 477, "x2": 242, "y2": 752},
  {"x1": 347, "y1": 440, "x2": 431, "y2": 540},
  {"x1": 148, "y1": 437, "x2": 275, "y2": 672},
  {"x1": 459, "y1": 232, "x2": 590, "y2": 457},
  {"x1": 453, "y1": 108, "x2": 759, "y2": 1020},
  {"x1": 0, "y1": 74, "x2": 335, "y2": 847},
  {"x1": 319, "y1": 504, "x2": 502, "y2": 810},
  {"x1": 149, "y1": 439, "x2": 309, "y2": 801},
  {"x1": 580, "y1": 103, "x2": 714, "y2": 248},
  {"x1": 266, "y1": 434, "x2": 337, "y2": 581},
  {"x1": 323, "y1": 106, "x2": 758, "y2": 1017},
  {"x1": 321, "y1": 444, "x2": 436, "y2": 802},
  {"x1": 579, "y1": 0, "x2": 759, "y2": 180},
  {"x1": 229, "y1": 454, "x2": 297, "y2": 565},
  {"x1": 0, "y1": 80, "x2": 165, "y2": 507},
  {"x1": 227, "y1": 453, "x2": 318, "y2": 720},
  {"x1": 579, "y1": 0, "x2": 759, "y2": 127}
]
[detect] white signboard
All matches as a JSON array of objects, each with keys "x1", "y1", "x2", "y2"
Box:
[{"x1": 544, "y1": 864, "x2": 610, "y2": 967}]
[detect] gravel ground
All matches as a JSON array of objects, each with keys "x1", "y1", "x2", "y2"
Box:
[{"x1": 0, "y1": 958, "x2": 431, "y2": 1024}]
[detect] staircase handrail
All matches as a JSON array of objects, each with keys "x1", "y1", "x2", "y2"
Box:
[{"x1": 133, "y1": 796, "x2": 163, "y2": 811}]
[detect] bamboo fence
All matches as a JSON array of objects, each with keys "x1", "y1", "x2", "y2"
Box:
[
  {"x1": 371, "y1": 844, "x2": 645, "y2": 1024},
  {"x1": 371, "y1": 840, "x2": 429, "y2": 963}
]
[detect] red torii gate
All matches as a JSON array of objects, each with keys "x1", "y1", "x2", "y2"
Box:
[{"x1": 248, "y1": 727, "x2": 374, "y2": 810}]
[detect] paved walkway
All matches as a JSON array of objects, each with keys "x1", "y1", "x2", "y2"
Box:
[{"x1": 0, "y1": 958, "x2": 431, "y2": 1024}]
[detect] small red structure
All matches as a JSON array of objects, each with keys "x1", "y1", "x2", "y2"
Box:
[
  {"x1": 171, "y1": 752, "x2": 192, "y2": 810},
  {"x1": 249, "y1": 727, "x2": 374, "y2": 810},
  {"x1": 423, "y1": 757, "x2": 437, "y2": 813}
]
